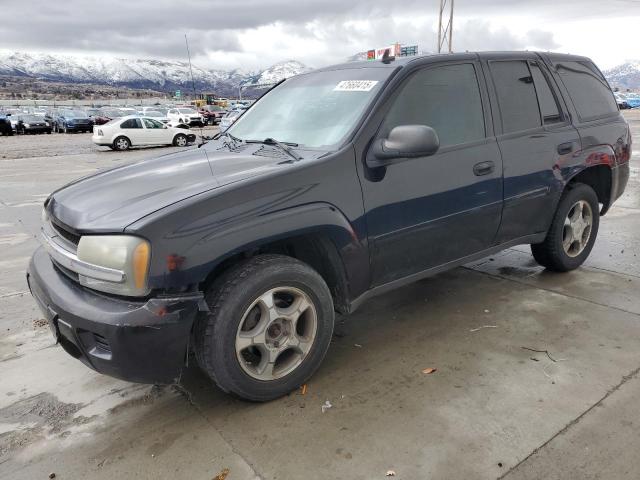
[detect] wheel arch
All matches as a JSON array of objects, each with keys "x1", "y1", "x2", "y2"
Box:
[
  {"x1": 200, "y1": 232, "x2": 352, "y2": 313},
  {"x1": 113, "y1": 134, "x2": 131, "y2": 147},
  {"x1": 142, "y1": 202, "x2": 368, "y2": 314},
  {"x1": 566, "y1": 164, "x2": 612, "y2": 215}
]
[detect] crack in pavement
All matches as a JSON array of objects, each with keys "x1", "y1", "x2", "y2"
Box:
[
  {"x1": 466, "y1": 267, "x2": 640, "y2": 318},
  {"x1": 174, "y1": 386, "x2": 265, "y2": 480},
  {"x1": 498, "y1": 364, "x2": 640, "y2": 479}
]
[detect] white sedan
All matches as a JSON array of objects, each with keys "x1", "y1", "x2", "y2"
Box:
[{"x1": 92, "y1": 115, "x2": 196, "y2": 151}]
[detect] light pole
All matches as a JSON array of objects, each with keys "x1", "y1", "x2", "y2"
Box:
[{"x1": 437, "y1": 0, "x2": 454, "y2": 53}]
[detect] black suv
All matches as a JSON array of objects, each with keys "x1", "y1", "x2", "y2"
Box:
[{"x1": 27, "y1": 52, "x2": 631, "y2": 401}]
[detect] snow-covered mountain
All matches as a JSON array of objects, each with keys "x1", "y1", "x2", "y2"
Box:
[
  {"x1": 604, "y1": 61, "x2": 640, "y2": 90},
  {"x1": 0, "y1": 52, "x2": 311, "y2": 96}
]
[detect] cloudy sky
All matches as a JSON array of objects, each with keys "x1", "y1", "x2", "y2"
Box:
[{"x1": 0, "y1": 0, "x2": 639, "y2": 71}]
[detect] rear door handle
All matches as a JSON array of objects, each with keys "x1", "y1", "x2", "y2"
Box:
[
  {"x1": 473, "y1": 161, "x2": 495, "y2": 176},
  {"x1": 557, "y1": 142, "x2": 574, "y2": 155}
]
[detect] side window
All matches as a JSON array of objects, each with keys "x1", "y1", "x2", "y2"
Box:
[
  {"x1": 553, "y1": 60, "x2": 618, "y2": 122},
  {"x1": 381, "y1": 63, "x2": 485, "y2": 147},
  {"x1": 121, "y1": 118, "x2": 142, "y2": 129},
  {"x1": 529, "y1": 63, "x2": 562, "y2": 124},
  {"x1": 490, "y1": 60, "x2": 541, "y2": 133},
  {"x1": 143, "y1": 118, "x2": 163, "y2": 129}
]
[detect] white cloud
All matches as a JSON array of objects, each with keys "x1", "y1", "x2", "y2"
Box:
[{"x1": 0, "y1": 1, "x2": 637, "y2": 70}]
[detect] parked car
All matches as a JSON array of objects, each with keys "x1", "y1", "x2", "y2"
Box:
[
  {"x1": 28, "y1": 52, "x2": 630, "y2": 402},
  {"x1": 140, "y1": 110, "x2": 169, "y2": 124},
  {"x1": 52, "y1": 110, "x2": 93, "y2": 133},
  {"x1": 15, "y1": 114, "x2": 52, "y2": 134},
  {"x1": 85, "y1": 108, "x2": 112, "y2": 125},
  {"x1": 0, "y1": 115, "x2": 13, "y2": 136},
  {"x1": 614, "y1": 93, "x2": 631, "y2": 110},
  {"x1": 623, "y1": 93, "x2": 640, "y2": 108},
  {"x1": 91, "y1": 115, "x2": 196, "y2": 150},
  {"x1": 167, "y1": 107, "x2": 205, "y2": 127},
  {"x1": 219, "y1": 109, "x2": 243, "y2": 130},
  {"x1": 199, "y1": 105, "x2": 227, "y2": 125}
]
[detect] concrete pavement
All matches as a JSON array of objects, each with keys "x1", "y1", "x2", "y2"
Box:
[{"x1": 0, "y1": 113, "x2": 639, "y2": 479}]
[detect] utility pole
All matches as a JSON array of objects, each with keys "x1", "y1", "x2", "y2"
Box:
[{"x1": 437, "y1": 0, "x2": 454, "y2": 53}]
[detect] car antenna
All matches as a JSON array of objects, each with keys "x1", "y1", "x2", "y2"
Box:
[
  {"x1": 185, "y1": 33, "x2": 205, "y2": 146},
  {"x1": 381, "y1": 48, "x2": 395, "y2": 64}
]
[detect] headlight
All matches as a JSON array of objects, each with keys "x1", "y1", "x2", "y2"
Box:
[{"x1": 77, "y1": 235, "x2": 151, "y2": 297}]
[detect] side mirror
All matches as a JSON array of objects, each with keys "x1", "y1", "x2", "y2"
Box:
[{"x1": 368, "y1": 125, "x2": 440, "y2": 168}]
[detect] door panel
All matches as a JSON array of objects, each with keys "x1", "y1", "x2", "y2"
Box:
[
  {"x1": 365, "y1": 141, "x2": 503, "y2": 285},
  {"x1": 359, "y1": 62, "x2": 503, "y2": 287},
  {"x1": 142, "y1": 118, "x2": 167, "y2": 144},
  {"x1": 484, "y1": 57, "x2": 581, "y2": 242}
]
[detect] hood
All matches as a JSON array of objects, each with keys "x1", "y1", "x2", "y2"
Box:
[{"x1": 48, "y1": 146, "x2": 286, "y2": 232}]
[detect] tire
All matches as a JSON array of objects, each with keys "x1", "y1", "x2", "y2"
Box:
[
  {"x1": 113, "y1": 136, "x2": 131, "y2": 151},
  {"x1": 173, "y1": 133, "x2": 188, "y2": 147},
  {"x1": 194, "y1": 254, "x2": 335, "y2": 402},
  {"x1": 531, "y1": 183, "x2": 600, "y2": 272}
]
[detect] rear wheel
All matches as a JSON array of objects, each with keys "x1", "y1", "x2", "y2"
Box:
[
  {"x1": 113, "y1": 136, "x2": 131, "y2": 151},
  {"x1": 173, "y1": 133, "x2": 188, "y2": 147},
  {"x1": 531, "y1": 183, "x2": 599, "y2": 271},
  {"x1": 194, "y1": 254, "x2": 335, "y2": 401}
]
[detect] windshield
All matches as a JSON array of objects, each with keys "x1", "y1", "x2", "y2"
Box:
[
  {"x1": 20, "y1": 115, "x2": 40, "y2": 122},
  {"x1": 145, "y1": 111, "x2": 163, "y2": 117},
  {"x1": 228, "y1": 67, "x2": 389, "y2": 148},
  {"x1": 178, "y1": 108, "x2": 196, "y2": 114}
]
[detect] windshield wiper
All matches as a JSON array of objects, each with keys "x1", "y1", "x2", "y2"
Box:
[{"x1": 246, "y1": 137, "x2": 303, "y2": 162}]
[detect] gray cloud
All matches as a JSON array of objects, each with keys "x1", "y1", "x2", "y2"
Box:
[{"x1": 0, "y1": 0, "x2": 636, "y2": 69}]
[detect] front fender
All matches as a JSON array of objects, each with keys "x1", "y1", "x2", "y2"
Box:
[{"x1": 142, "y1": 201, "x2": 369, "y2": 301}]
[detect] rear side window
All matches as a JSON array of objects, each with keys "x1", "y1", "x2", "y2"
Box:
[
  {"x1": 529, "y1": 63, "x2": 562, "y2": 124},
  {"x1": 489, "y1": 60, "x2": 541, "y2": 133},
  {"x1": 121, "y1": 118, "x2": 142, "y2": 129},
  {"x1": 381, "y1": 63, "x2": 485, "y2": 147},
  {"x1": 553, "y1": 60, "x2": 618, "y2": 122}
]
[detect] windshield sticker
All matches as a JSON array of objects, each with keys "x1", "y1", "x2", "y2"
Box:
[{"x1": 333, "y1": 80, "x2": 379, "y2": 92}]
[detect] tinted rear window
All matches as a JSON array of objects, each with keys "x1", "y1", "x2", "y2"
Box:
[
  {"x1": 489, "y1": 60, "x2": 541, "y2": 134},
  {"x1": 529, "y1": 63, "x2": 562, "y2": 124},
  {"x1": 553, "y1": 60, "x2": 618, "y2": 122}
]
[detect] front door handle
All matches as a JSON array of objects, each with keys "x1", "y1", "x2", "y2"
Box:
[
  {"x1": 557, "y1": 142, "x2": 574, "y2": 155},
  {"x1": 473, "y1": 161, "x2": 495, "y2": 176}
]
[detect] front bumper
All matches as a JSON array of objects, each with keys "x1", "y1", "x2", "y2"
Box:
[{"x1": 27, "y1": 247, "x2": 203, "y2": 384}]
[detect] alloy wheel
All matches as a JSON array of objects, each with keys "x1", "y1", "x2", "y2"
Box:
[
  {"x1": 235, "y1": 287, "x2": 318, "y2": 381},
  {"x1": 562, "y1": 200, "x2": 593, "y2": 257}
]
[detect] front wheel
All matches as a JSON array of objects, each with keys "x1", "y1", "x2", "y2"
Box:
[
  {"x1": 194, "y1": 254, "x2": 335, "y2": 401},
  {"x1": 531, "y1": 183, "x2": 600, "y2": 272},
  {"x1": 173, "y1": 133, "x2": 188, "y2": 147}
]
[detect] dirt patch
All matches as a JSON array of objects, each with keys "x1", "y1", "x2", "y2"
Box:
[
  {"x1": 107, "y1": 385, "x2": 166, "y2": 415},
  {"x1": 0, "y1": 392, "x2": 82, "y2": 458}
]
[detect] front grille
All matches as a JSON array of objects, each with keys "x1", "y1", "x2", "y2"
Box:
[
  {"x1": 51, "y1": 221, "x2": 80, "y2": 246},
  {"x1": 52, "y1": 259, "x2": 79, "y2": 282}
]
